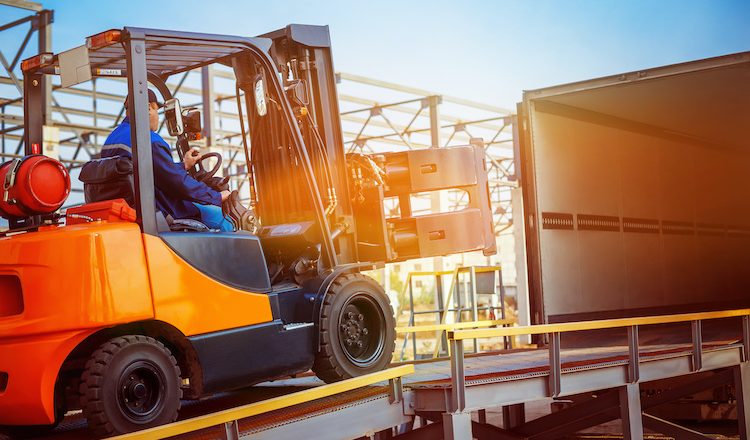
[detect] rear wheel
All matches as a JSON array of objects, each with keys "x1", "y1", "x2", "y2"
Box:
[
  {"x1": 79, "y1": 335, "x2": 182, "y2": 437},
  {"x1": 313, "y1": 273, "x2": 396, "y2": 383}
]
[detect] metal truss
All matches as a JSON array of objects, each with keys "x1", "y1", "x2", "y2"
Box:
[{"x1": 0, "y1": 4, "x2": 50, "y2": 157}]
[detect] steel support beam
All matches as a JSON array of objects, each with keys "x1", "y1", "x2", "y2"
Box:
[
  {"x1": 34, "y1": 9, "x2": 52, "y2": 125},
  {"x1": 512, "y1": 369, "x2": 734, "y2": 440},
  {"x1": 618, "y1": 383, "x2": 643, "y2": 440},
  {"x1": 125, "y1": 31, "x2": 158, "y2": 235},
  {"x1": 735, "y1": 362, "x2": 750, "y2": 440},
  {"x1": 442, "y1": 412, "x2": 472, "y2": 440},
  {"x1": 641, "y1": 413, "x2": 711, "y2": 439},
  {"x1": 692, "y1": 320, "x2": 703, "y2": 372},
  {"x1": 449, "y1": 338, "x2": 466, "y2": 412},
  {"x1": 392, "y1": 421, "x2": 442, "y2": 440},
  {"x1": 501, "y1": 403, "x2": 525, "y2": 429},
  {"x1": 427, "y1": 95, "x2": 441, "y2": 149},
  {"x1": 548, "y1": 332, "x2": 561, "y2": 397},
  {"x1": 0, "y1": 0, "x2": 42, "y2": 11},
  {"x1": 471, "y1": 421, "x2": 524, "y2": 440},
  {"x1": 627, "y1": 325, "x2": 640, "y2": 382},
  {"x1": 201, "y1": 65, "x2": 215, "y2": 148},
  {"x1": 515, "y1": 391, "x2": 620, "y2": 439}
]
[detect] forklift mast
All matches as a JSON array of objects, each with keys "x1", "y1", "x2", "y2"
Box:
[
  {"x1": 257, "y1": 25, "x2": 496, "y2": 266},
  {"x1": 255, "y1": 25, "x2": 356, "y2": 264}
]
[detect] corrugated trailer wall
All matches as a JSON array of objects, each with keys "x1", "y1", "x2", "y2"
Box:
[{"x1": 519, "y1": 52, "x2": 750, "y2": 324}]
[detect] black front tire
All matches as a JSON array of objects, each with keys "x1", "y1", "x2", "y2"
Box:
[
  {"x1": 313, "y1": 273, "x2": 396, "y2": 383},
  {"x1": 79, "y1": 335, "x2": 182, "y2": 437}
]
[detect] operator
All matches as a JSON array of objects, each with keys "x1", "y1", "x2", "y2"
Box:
[{"x1": 101, "y1": 89, "x2": 233, "y2": 231}]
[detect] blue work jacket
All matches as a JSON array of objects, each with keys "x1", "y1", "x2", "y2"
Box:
[{"x1": 100, "y1": 118, "x2": 221, "y2": 220}]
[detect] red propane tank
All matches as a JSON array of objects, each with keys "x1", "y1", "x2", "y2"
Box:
[{"x1": 0, "y1": 155, "x2": 70, "y2": 219}]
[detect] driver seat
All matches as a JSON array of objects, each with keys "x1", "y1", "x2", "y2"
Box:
[{"x1": 79, "y1": 156, "x2": 211, "y2": 232}]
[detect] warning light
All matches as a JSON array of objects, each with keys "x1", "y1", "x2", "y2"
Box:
[
  {"x1": 31, "y1": 143, "x2": 41, "y2": 155},
  {"x1": 21, "y1": 53, "x2": 54, "y2": 72},
  {"x1": 86, "y1": 30, "x2": 122, "y2": 50}
]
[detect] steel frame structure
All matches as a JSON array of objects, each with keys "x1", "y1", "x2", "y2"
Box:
[
  {"x1": 433, "y1": 308, "x2": 750, "y2": 439},
  {"x1": 0, "y1": 8, "x2": 518, "y2": 237},
  {"x1": 0, "y1": 4, "x2": 51, "y2": 157},
  {"x1": 0, "y1": 70, "x2": 518, "y2": 229}
]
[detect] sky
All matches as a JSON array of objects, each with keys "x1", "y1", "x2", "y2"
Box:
[{"x1": 3, "y1": 0, "x2": 749, "y2": 109}]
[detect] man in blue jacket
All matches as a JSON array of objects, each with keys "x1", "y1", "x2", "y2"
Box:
[{"x1": 102, "y1": 90, "x2": 233, "y2": 231}]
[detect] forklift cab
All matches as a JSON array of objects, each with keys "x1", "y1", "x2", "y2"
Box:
[{"x1": 23, "y1": 27, "x2": 340, "y2": 290}]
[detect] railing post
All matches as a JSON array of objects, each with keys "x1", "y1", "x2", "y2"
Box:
[
  {"x1": 691, "y1": 320, "x2": 703, "y2": 372},
  {"x1": 469, "y1": 266, "x2": 479, "y2": 353},
  {"x1": 388, "y1": 376, "x2": 403, "y2": 404},
  {"x1": 627, "y1": 325, "x2": 640, "y2": 383},
  {"x1": 548, "y1": 332, "x2": 561, "y2": 397},
  {"x1": 427, "y1": 94, "x2": 441, "y2": 149},
  {"x1": 223, "y1": 420, "x2": 239, "y2": 440},
  {"x1": 497, "y1": 266, "x2": 510, "y2": 349},
  {"x1": 450, "y1": 338, "x2": 466, "y2": 412},
  {"x1": 742, "y1": 315, "x2": 750, "y2": 362}
]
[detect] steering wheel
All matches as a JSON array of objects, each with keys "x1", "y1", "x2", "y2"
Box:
[{"x1": 191, "y1": 152, "x2": 222, "y2": 181}]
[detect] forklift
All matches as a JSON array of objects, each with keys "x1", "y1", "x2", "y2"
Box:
[{"x1": 0, "y1": 25, "x2": 496, "y2": 437}]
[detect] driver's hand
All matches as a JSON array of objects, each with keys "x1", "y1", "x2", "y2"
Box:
[
  {"x1": 220, "y1": 190, "x2": 231, "y2": 202},
  {"x1": 183, "y1": 147, "x2": 201, "y2": 170}
]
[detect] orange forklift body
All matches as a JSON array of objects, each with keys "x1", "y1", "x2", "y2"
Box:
[{"x1": 0, "y1": 221, "x2": 273, "y2": 424}]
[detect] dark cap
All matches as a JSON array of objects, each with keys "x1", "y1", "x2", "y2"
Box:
[{"x1": 124, "y1": 89, "x2": 163, "y2": 108}]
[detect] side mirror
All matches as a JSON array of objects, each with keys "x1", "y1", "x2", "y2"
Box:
[
  {"x1": 182, "y1": 108, "x2": 202, "y2": 134},
  {"x1": 254, "y1": 77, "x2": 267, "y2": 117},
  {"x1": 164, "y1": 98, "x2": 184, "y2": 136}
]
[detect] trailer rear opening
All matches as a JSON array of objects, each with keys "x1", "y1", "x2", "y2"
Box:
[{"x1": 518, "y1": 52, "x2": 750, "y2": 324}]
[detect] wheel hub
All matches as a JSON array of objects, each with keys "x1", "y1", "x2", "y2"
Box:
[
  {"x1": 117, "y1": 362, "x2": 165, "y2": 420},
  {"x1": 129, "y1": 381, "x2": 147, "y2": 400},
  {"x1": 337, "y1": 293, "x2": 387, "y2": 367},
  {"x1": 341, "y1": 311, "x2": 369, "y2": 347}
]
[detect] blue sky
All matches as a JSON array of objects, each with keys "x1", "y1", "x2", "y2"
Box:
[{"x1": 3, "y1": 0, "x2": 749, "y2": 108}]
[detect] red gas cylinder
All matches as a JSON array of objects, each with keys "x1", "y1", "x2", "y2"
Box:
[{"x1": 0, "y1": 155, "x2": 70, "y2": 219}]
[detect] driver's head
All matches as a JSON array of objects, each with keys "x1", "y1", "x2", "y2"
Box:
[
  {"x1": 148, "y1": 102, "x2": 159, "y2": 132},
  {"x1": 124, "y1": 89, "x2": 163, "y2": 132}
]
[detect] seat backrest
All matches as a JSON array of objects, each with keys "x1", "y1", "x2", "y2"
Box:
[{"x1": 79, "y1": 157, "x2": 135, "y2": 206}]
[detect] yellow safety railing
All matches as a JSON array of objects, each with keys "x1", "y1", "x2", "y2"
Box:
[
  {"x1": 398, "y1": 265, "x2": 511, "y2": 360},
  {"x1": 396, "y1": 319, "x2": 514, "y2": 334},
  {"x1": 396, "y1": 318, "x2": 515, "y2": 358},
  {"x1": 447, "y1": 308, "x2": 750, "y2": 340},
  {"x1": 445, "y1": 307, "x2": 750, "y2": 413},
  {"x1": 109, "y1": 364, "x2": 414, "y2": 440}
]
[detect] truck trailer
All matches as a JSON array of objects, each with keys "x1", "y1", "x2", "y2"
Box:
[{"x1": 517, "y1": 51, "x2": 750, "y2": 325}]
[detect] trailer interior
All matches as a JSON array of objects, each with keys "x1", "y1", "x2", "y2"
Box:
[{"x1": 519, "y1": 52, "x2": 750, "y2": 324}]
